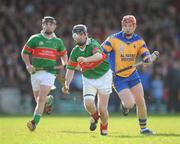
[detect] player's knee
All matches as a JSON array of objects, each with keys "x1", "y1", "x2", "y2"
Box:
[
  {"x1": 84, "y1": 98, "x2": 94, "y2": 109},
  {"x1": 37, "y1": 96, "x2": 46, "y2": 103}
]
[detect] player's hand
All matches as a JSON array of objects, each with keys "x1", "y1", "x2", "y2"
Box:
[
  {"x1": 26, "y1": 64, "x2": 35, "y2": 74},
  {"x1": 62, "y1": 81, "x2": 70, "y2": 94},
  {"x1": 143, "y1": 56, "x2": 152, "y2": 67},
  {"x1": 77, "y1": 57, "x2": 88, "y2": 63},
  {"x1": 62, "y1": 86, "x2": 69, "y2": 94}
]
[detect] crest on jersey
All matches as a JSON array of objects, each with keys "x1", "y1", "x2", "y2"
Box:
[
  {"x1": 39, "y1": 41, "x2": 44, "y2": 45},
  {"x1": 119, "y1": 45, "x2": 124, "y2": 54},
  {"x1": 133, "y1": 44, "x2": 137, "y2": 48},
  {"x1": 53, "y1": 43, "x2": 58, "y2": 48}
]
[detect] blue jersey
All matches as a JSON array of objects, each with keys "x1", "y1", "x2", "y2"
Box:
[{"x1": 102, "y1": 31, "x2": 150, "y2": 77}]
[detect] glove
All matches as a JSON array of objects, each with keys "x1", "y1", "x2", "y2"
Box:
[{"x1": 143, "y1": 56, "x2": 152, "y2": 67}]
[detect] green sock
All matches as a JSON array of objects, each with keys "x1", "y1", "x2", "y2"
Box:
[{"x1": 33, "y1": 114, "x2": 41, "y2": 125}]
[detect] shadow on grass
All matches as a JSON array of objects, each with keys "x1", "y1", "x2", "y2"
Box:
[
  {"x1": 108, "y1": 133, "x2": 180, "y2": 138},
  {"x1": 58, "y1": 130, "x2": 98, "y2": 138},
  {"x1": 155, "y1": 133, "x2": 180, "y2": 137},
  {"x1": 108, "y1": 135, "x2": 142, "y2": 138},
  {"x1": 59, "y1": 130, "x2": 90, "y2": 135},
  {"x1": 54, "y1": 130, "x2": 180, "y2": 138}
]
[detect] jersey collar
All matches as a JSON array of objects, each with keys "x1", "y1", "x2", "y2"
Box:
[
  {"x1": 41, "y1": 31, "x2": 56, "y2": 39},
  {"x1": 122, "y1": 31, "x2": 134, "y2": 39}
]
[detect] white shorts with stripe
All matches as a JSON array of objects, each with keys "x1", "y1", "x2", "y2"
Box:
[
  {"x1": 31, "y1": 71, "x2": 56, "y2": 91},
  {"x1": 82, "y1": 69, "x2": 113, "y2": 100}
]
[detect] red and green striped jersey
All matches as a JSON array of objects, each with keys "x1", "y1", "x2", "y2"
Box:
[
  {"x1": 67, "y1": 38, "x2": 109, "y2": 79},
  {"x1": 22, "y1": 33, "x2": 67, "y2": 74}
]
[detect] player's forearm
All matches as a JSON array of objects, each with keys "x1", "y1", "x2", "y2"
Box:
[
  {"x1": 21, "y1": 53, "x2": 31, "y2": 66},
  {"x1": 142, "y1": 51, "x2": 152, "y2": 64},
  {"x1": 65, "y1": 69, "x2": 75, "y2": 87},
  {"x1": 86, "y1": 53, "x2": 103, "y2": 62},
  {"x1": 61, "y1": 54, "x2": 68, "y2": 66}
]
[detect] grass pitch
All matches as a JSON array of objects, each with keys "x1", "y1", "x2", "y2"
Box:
[{"x1": 0, "y1": 114, "x2": 180, "y2": 144}]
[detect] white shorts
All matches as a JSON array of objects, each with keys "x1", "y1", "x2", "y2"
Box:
[
  {"x1": 82, "y1": 69, "x2": 113, "y2": 100},
  {"x1": 31, "y1": 71, "x2": 56, "y2": 91}
]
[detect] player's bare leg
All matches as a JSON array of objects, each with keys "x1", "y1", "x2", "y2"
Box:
[
  {"x1": 33, "y1": 91, "x2": 39, "y2": 102},
  {"x1": 27, "y1": 85, "x2": 52, "y2": 131},
  {"x1": 44, "y1": 85, "x2": 57, "y2": 114},
  {"x1": 27, "y1": 91, "x2": 38, "y2": 131},
  {"x1": 33, "y1": 90, "x2": 54, "y2": 115},
  {"x1": 84, "y1": 96, "x2": 99, "y2": 131},
  {"x1": 118, "y1": 89, "x2": 135, "y2": 116},
  {"x1": 34, "y1": 85, "x2": 52, "y2": 115},
  {"x1": 131, "y1": 83, "x2": 155, "y2": 135},
  {"x1": 131, "y1": 83, "x2": 147, "y2": 118},
  {"x1": 98, "y1": 94, "x2": 109, "y2": 136}
]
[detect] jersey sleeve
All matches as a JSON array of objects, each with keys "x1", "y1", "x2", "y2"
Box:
[
  {"x1": 21, "y1": 35, "x2": 36, "y2": 55},
  {"x1": 137, "y1": 39, "x2": 151, "y2": 60},
  {"x1": 66, "y1": 48, "x2": 78, "y2": 70},
  {"x1": 57, "y1": 39, "x2": 67, "y2": 56},
  {"x1": 91, "y1": 40, "x2": 107, "y2": 60},
  {"x1": 101, "y1": 37, "x2": 113, "y2": 53}
]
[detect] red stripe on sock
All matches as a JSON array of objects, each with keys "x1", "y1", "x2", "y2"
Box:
[
  {"x1": 91, "y1": 112, "x2": 99, "y2": 120},
  {"x1": 100, "y1": 123, "x2": 108, "y2": 130}
]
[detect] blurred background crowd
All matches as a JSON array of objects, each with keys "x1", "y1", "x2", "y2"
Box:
[{"x1": 0, "y1": 0, "x2": 180, "y2": 114}]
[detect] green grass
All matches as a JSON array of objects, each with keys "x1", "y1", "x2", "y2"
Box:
[{"x1": 0, "y1": 115, "x2": 180, "y2": 144}]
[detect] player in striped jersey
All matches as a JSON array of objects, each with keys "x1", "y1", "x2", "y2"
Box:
[
  {"x1": 62, "y1": 24, "x2": 112, "y2": 135},
  {"x1": 102, "y1": 15, "x2": 154, "y2": 135},
  {"x1": 21, "y1": 16, "x2": 68, "y2": 131}
]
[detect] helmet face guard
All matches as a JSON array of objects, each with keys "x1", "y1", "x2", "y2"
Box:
[
  {"x1": 72, "y1": 24, "x2": 87, "y2": 35},
  {"x1": 42, "y1": 16, "x2": 56, "y2": 24},
  {"x1": 72, "y1": 24, "x2": 88, "y2": 46},
  {"x1": 42, "y1": 16, "x2": 56, "y2": 35}
]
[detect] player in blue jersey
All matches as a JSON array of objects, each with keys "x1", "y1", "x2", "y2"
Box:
[{"x1": 102, "y1": 15, "x2": 155, "y2": 135}]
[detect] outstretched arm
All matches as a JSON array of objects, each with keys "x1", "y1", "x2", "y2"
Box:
[
  {"x1": 77, "y1": 52, "x2": 104, "y2": 63},
  {"x1": 62, "y1": 69, "x2": 75, "y2": 94},
  {"x1": 65, "y1": 69, "x2": 75, "y2": 88}
]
